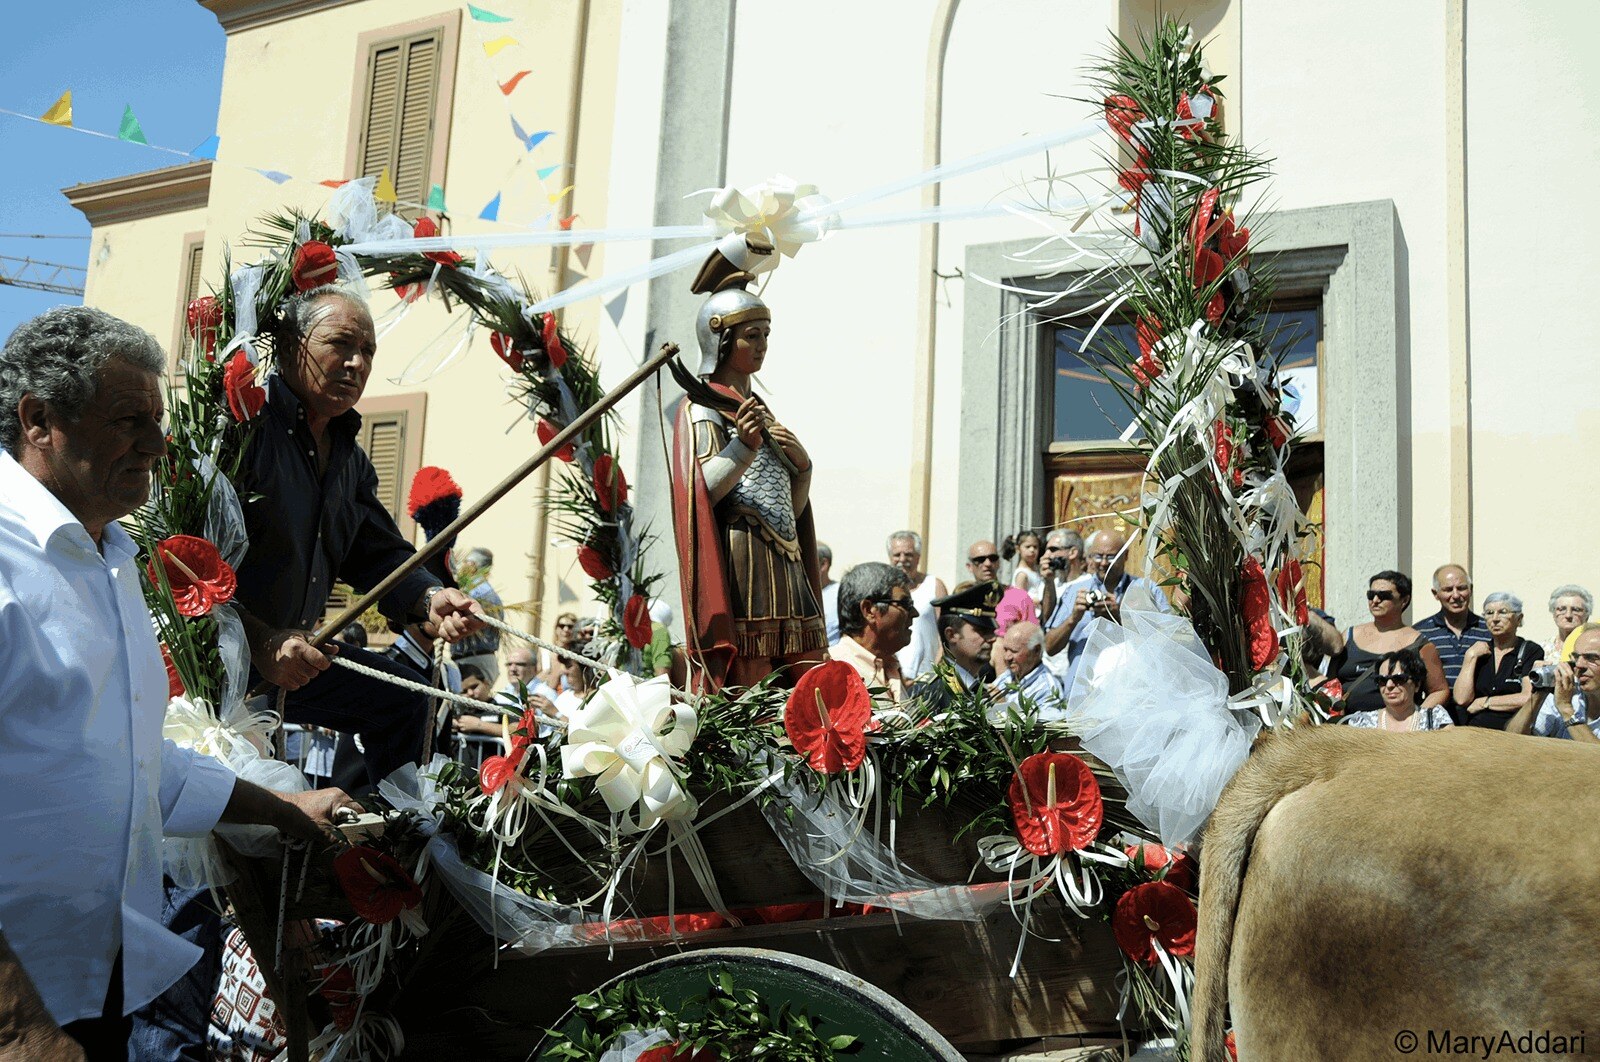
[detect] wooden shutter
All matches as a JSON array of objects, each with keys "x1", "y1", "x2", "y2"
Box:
[
  {"x1": 362, "y1": 412, "x2": 407, "y2": 525},
  {"x1": 176, "y1": 238, "x2": 205, "y2": 361},
  {"x1": 357, "y1": 29, "x2": 440, "y2": 217}
]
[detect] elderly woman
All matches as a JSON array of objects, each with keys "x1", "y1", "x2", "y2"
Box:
[
  {"x1": 1544, "y1": 585, "x2": 1594, "y2": 664},
  {"x1": 1345, "y1": 648, "x2": 1453, "y2": 731},
  {"x1": 1454, "y1": 592, "x2": 1544, "y2": 731},
  {"x1": 1331, "y1": 570, "x2": 1449, "y2": 713}
]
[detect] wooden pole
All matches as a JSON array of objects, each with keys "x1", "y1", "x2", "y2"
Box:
[{"x1": 307, "y1": 342, "x2": 679, "y2": 648}]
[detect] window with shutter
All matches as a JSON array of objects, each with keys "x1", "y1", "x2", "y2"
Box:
[
  {"x1": 354, "y1": 18, "x2": 453, "y2": 218},
  {"x1": 171, "y1": 232, "x2": 206, "y2": 371}
]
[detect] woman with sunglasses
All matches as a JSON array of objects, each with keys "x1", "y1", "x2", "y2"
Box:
[
  {"x1": 1344, "y1": 648, "x2": 1453, "y2": 730},
  {"x1": 1330, "y1": 570, "x2": 1448, "y2": 713},
  {"x1": 1454, "y1": 592, "x2": 1544, "y2": 730}
]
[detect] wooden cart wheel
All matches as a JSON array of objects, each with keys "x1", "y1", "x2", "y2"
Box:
[{"x1": 535, "y1": 946, "x2": 965, "y2": 1062}]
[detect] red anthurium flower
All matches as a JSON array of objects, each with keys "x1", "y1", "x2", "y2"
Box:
[
  {"x1": 480, "y1": 753, "x2": 521, "y2": 796},
  {"x1": 1104, "y1": 94, "x2": 1144, "y2": 142},
  {"x1": 1274, "y1": 559, "x2": 1310, "y2": 628},
  {"x1": 1125, "y1": 843, "x2": 1197, "y2": 891},
  {"x1": 186, "y1": 296, "x2": 222, "y2": 356},
  {"x1": 161, "y1": 643, "x2": 185, "y2": 699},
  {"x1": 1216, "y1": 211, "x2": 1250, "y2": 264},
  {"x1": 1241, "y1": 556, "x2": 1279, "y2": 670},
  {"x1": 638, "y1": 1046, "x2": 716, "y2": 1062},
  {"x1": 290, "y1": 240, "x2": 338, "y2": 292},
  {"x1": 512, "y1": 708, "x2": 542, "y2": 752},
  {"x1": 490, "y1": 331, "x2": 525, "y2": 373},
  {"x1": 148, "y1": 535, "x2": 237, "y2": 618},
  {"x1": 785, "y1": 660, "x2": 873, "y2": 774},
  {"x1": 1225, "y1": 1031, "x2": 1239, "y2": 1061},
  {"x1": 411, "y1": 216, "x2": 462, "y2": 268},
  {"x1": 1131, "y1": 315, "x2": 1165, "y2": 388},
  {"x1": 577, "y1": 544, "x2": 614, "y2": 581},
  {"x1": 1113, "y1": 881, "x2": 1198, "y2": 966},
  {"x1": 1320, "y1": 679, "x2": 1345, "y2": 704},
  {"x1": 1008, "y1": 752, "x2": 1104, "y2": 856},
  {"x1": 1264, "y1": 416, "x2": 1290, "y2": 452},
  {"x1": 390, "y1": 275, "x2": 424, "y2": 305},
  {"x1": 1211, "y1": 420, "x2": 1236, "y2": 485},
  {"x1": 535, "y1": 418, "x2": 575, "y2": 462},
  {"x1": 1176, "y1": 91, "x2": 1212, "y2": 141},
  {"x1": 332, "y1": 846, "x2": 423, "y2": 926},
  {"x1": 541, "y1": 312, "x2": 568, "y2": 370},
  {"x1": 1204, "y1": 291, "x2": 1226, "y2": 328},
  {"x1": 222, "y1": 351, "x2": 266, "y2": 422},
  {"x1": 623, "y1": 594, "x2": 653, "y2": 650},
  {"x1": 1189, "y1": 188, "x2": 1221, "y2": 256},
  {"x1": 1194, "y1": 245, "x2": 1226, "y2": 289},
  {"x1": 592, "y1": 454, "x2": 628, "y2": 514}
]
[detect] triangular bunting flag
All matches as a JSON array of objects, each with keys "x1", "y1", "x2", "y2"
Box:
[
  {"x1": 374, "y1": 167, "x2": 398, "y2": 204},
  {"x1": 190, "y1": 134, "x2": 220, "y2": 160},
  {"x1": 478, "y1": 192, "x2": 502, "y2": 222},
  {"x1": 510, "y1": 116, "x2": 552, "y2": 152},
  {"x1": 117, "y1": 105, "x2": 148, "y2": 145},
  {"x1": 499, "y1": 70, "x2": 532, "y2": 95},
  {"x1": 604, "y1": 290, "x2": 628, "y2": 326},
  {"x1": 547, "y1": 184, "x2": 574, "y2": 205},
  {"x1": 575, "y1": 242, "x2": 594, "y2": 269},
  {"x1": 320, "y1": 179, "x2": 350, "y2": 188},
  {"x1": 483, "y1": 35, "x2": 517, "y2": 58},
  {"x1": 469, "y1": 3, "x2": 513, "y2": 21},
  {"x1": 39, "y1": 90, "x2": 72, "y2": 126},
  {"x1": 426, "y1": 184, "x2": 447, "y2": 211},
  {"x1": 536, "y1": 163, "x2": 562, "y2": 181},
  {"x1": 558, "y1": 214, "x2": 579, "y2": 230},
  {"x1": 256, "y1": 170, "x2": 293, "y2": 184}
]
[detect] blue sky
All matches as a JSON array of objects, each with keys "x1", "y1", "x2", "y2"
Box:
[{"x1": 0, "y1": 1, "x2": 224, "y2": 340}]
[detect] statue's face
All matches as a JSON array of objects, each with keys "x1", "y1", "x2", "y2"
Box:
[{"x1": 724, "y1": 320, "x2": 770, "y2": 375}]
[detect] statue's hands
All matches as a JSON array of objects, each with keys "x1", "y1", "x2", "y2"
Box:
[
  {"x1": 768, "y1": 422, "x2": 810, "y2": 473},
  {"x1": 734, "y1": 396, "x2": 766, "y2": 450}
]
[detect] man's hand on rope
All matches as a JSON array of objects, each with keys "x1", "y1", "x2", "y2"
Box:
[
  {"x1": 277, "y1": 788, "x2": 362, "y2": 848},
  {"x1": 427, "y1": 587, "x2": 485, "y2": 643},
  {"x1": 255, "y1": 630, "x2": 336, "y2": 690}
]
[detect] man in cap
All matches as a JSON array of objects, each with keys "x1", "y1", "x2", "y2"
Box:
[{"x1": 912, "y1": 581, "x2": 1001, "y2": 712}]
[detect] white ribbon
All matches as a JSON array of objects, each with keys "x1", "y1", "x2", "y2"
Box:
[
  {"x1": 561, "y1": 674, "x2": 698, "y2": 833},
  {"x1": 701, "y1": 174, "x2": 833, "y2": 272}
]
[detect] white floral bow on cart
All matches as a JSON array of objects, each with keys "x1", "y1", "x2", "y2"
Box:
[
  {"x1": 560, "y1": 673, "x2": 699, "y2": 833},
  {"x1": 702, "y1": 175, "x2": 833, "y2": 276}
]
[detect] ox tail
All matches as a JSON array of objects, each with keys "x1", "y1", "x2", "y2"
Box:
[{"x1": 1190, "y1": 729, "x2": 1337, "y2": 1061}]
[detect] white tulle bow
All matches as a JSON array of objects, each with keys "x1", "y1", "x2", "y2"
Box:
[
  {"x1": 560, "y1": 674, "x2": 698, "y2": 833},
  {"x1": 702, "y1": 175, "x2": 832, "y2": 271}
]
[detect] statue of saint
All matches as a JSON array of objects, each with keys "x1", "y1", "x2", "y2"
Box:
[{"x1": 671, "y1": 241, "x2": 827, "y2": 691}]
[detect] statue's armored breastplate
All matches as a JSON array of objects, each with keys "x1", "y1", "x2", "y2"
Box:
[{"x1": 728, "y1": 442, "x2": 798, "y2": 544}]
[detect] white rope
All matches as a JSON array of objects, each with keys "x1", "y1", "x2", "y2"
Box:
[
  {"x1": 478, "y1": 614, "x2": 612, "y2": 675},
  {"x1": 330, "y1": 653, "x2": 567, "y2": 731}
]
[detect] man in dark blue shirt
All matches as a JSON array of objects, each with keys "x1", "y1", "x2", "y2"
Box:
[
  {"x1": 232, "y1": 286, "x2": 483, "y2": 784},
  {"x1": 1415, "y1": 563, "x2": 1490, "y2": 722}
]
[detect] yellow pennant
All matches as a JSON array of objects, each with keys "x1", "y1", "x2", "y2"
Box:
[
  {"x1": 40, "y1": 90, "x2": 72, "y2": 127},
  {"x1": 547, "y1": 184, "x2": 574, "y2": 205},
  {"x1": 483, "y1": 35, "x2": 518, "y2": 58},
  {"x1": 374, "y1": 167, "x2": 398, "y2": 204}
]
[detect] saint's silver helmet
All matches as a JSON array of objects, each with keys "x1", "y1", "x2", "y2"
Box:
[{"x1": 685, "y1": 233, "x2": 775, "y2": 377}]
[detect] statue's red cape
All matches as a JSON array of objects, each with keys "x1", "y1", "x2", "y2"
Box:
[{"x1": 671, "y1": 399, "x2": 738, "y2": 693}]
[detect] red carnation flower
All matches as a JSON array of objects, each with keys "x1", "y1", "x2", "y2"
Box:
[
  {"x1": 186, "y1": 296, "x2": 222, "y2": 357},
  {"x1": 290, "y1": 240, "x2": 338, "y2": 292},
  {"x1": 223, "y1": 351, "x2": 266, "y2": 422},
  {"x1": 592, "y1": 454, "x2": 628, "y2": 514},
  {"x1": 624, "y1": 593, "x2": 653, "y2": 650},
  {"x1": 148, "y1": 535, "x2": 237, "y2": 618},
  {"x1": 1104, "y1": 94, "x2": 1144, "y2": 142},
  {"x1": 490, "y1": 331, "x2": 524, "y2": 373},
  {"x1": 784, "y1": 660, "x2": 873, "y2": 774},
  {"x1": 1008, "y1": 752, "x2": 1104, "y2": 857},
  {"x1": 577, "y1": 544, "x2": 614, "y2": 581},
  {"x1": 332, "y1": 846, "x2": 422, "y2": 926},
  {"x1": 411, "y1": 216, "x2": 462, "y2": 268},
  {"x1": 1125, "y1": 843, "x2": 1196, "y2": 892},
  {"x1": 161, "y1": 643, "x2": 185, "y2": 700},
  {"x1": 541, "y1": 312, "x2": 567, "y2": 370},
  {"x1": 535, "y1": 418, "x2": 575, "y2": 462},
  {"x1": 1113, "y1": 881, "x2": 1197, "y2": 966},
  {"x1": 1241, "y1": 556, "x2": 1279, "y2": 670}
]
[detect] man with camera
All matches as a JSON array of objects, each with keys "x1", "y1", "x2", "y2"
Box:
[
  {"x1": 1508, "y1": 624, "x2": 1600, "y2": 744},
  {"x1": 1038, "y1": 528, "x2": 1170, "y2": 695}
]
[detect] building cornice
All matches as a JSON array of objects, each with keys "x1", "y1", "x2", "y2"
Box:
[
  {"x1": 197, "y1": 0, "x2": 364, "y2": 34},
  {"x1": 62, "y1": 162, "x2": 213, "y2": 227}
]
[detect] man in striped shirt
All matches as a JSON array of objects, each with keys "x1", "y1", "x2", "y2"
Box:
[{"x1": 1415, "y1": 563, "x2": 1491, "y2": 721}]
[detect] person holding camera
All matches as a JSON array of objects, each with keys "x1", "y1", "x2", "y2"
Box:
[
  {"x1": 1508, "y1": 624, "x2": 1600, "y2": 744},
  {"x1": 1452, "y1": 592, "x2": 1544, "y2": 731},
  {"x1": 1038, "y1": 528, "x2": 1170, "y2": 695}
]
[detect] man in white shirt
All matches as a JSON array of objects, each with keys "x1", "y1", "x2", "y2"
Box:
[
  {"x1": 995, "y1": 621, "x2": 1067, "y2": 722},
  {"x1": 1509, "y1": 624, "x2": 1600, "y2": 745},
  {"x1": 1039, "y1": 528, "x2": 1171, "y2": 695},
  {"x1": 0, "y1": 307, "x2": 355, "y2": 1060}
]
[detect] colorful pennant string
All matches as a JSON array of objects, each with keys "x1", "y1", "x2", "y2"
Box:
[
  {"x1": 483, "y1": 35, "x2": 518, "y2": 58},
  {"x1": 548, "y1": 184, "x2": 574, "y2": 205},
  {"x1": 469, "y1": 4, "x2": 512, "y2": 22},
  {"x1": 536, "y1": 163, "x2": 562, "y2": 181},
  {"x1": 499, "y1": 70, "x2": 532, "y2": 95},
  {"x1": 40, "y1": 90, "x2": 72, "y2": 127},
  {"x1": 479, "y1": 192, "x2": 502, "y2": 222},
  {"x1": 117, "y1": 105, "x2": 147, "y2": 145},
  {"x1": 190, "y1": 134, "x2": 219, "y2": 159},
  {"x1": 256, "y1": 170, "x2": 292, "y2": 184},
  {"x1": 374, "y1": 167, "x2": 398, "y2": 204}
]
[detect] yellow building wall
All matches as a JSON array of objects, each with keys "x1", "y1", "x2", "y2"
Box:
[{"x1": 79, "y1": 207, "x2": 209, "y2": 367}]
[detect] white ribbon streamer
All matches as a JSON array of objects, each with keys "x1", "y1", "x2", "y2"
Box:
[{"x1": 560, "y1": 673, "x2": 698, "y2": 833}]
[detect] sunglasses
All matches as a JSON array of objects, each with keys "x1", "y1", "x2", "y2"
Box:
[
  {"x1": 872, "y1": 596, "x2": 919, "y2": 616},
  {"x1": 968, "y1": 554, "x2": 1000, "y2": 565},
  {"x1": 1375, "y1": 673, "x2": 1413, "y2": 687},
  {"x1": 555, "y1": 623, "x2": 575, "y2": 630},
  {"x1": 1366, "y1": 590, "x2": 1397, "y2": 602}
]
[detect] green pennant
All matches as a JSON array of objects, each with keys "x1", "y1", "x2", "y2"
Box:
[
  {"x1": 468, "y1": 4, "x2": 512, "y2": 22},
  {"x1": 118, "y1": 104, "x2": 148, "y2": 145},
  {"x1": 427, "y1": 184, "x2": 447, "y2": 211}
]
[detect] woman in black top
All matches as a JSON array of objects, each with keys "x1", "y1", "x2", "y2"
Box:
[
  {"x1": 1331, "y1": 571, "x2": 1450, "y2": 712},
  {"x1": 1454, "y1": 591, "x2": 1544, "y2": 730}
]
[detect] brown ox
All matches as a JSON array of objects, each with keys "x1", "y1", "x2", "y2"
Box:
[{"x1": 1192, "y1": 725, "x2": 1600, "y2": 1060}]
